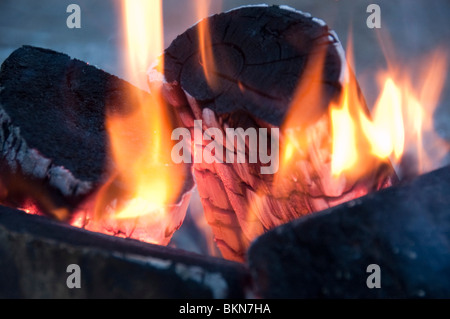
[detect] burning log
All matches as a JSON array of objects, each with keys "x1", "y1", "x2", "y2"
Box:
[
  {"x1": 0, "y1": 46, "x2": 194, "y2": 244},
  {"x1": 151, "y1": 5, "x2": 398, "y2": 261}
]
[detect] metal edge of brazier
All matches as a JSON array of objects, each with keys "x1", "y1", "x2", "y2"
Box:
[{"x1": 0, "y1": 206, "x2": 250, "y2": 298}]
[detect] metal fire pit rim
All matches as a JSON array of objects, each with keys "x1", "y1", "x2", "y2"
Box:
[{"x1": 0, "y1": 205, "x2": 248, "y2": 272}]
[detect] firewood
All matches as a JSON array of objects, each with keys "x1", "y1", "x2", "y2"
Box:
[
  {"x1": 0, "y1": 45, "x2": 193, "y2": 235},
  {"x1": 151, "y1": 5, "x2": 398, "y2": 261}
]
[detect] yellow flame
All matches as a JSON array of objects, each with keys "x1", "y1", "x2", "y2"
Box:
[
  {"x1": 358, "y1": 49, "x2": 447, "y2": 176},
  {"x1": 359, "y1": 77, "x2": 404, "y2": 160},
  {"x1": 279, "y1": 40, "x2": 328, "y2": 173},
  {"x1": 195, "y1": 0, "x2": 218, "y2": 88},
  {"x1": 124, "y1": 0, "x2": 164, "y2": 89},
  {"x1": 330, "y1": 83, "x2": 358, "y2": 176},
  {"x1": 104, "y1": 91, "x2": 174, "y2": 220},
  {"x1": 278, "y1": 27, "x2": 448, "y2": 186},
  {"x1": 89, "y1": 0, "x2": 187, "y2": 246}
]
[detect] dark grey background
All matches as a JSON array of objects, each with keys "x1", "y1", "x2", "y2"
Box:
[{"x1": 1, "y1": 0, "x2": 449, "y2": 256}]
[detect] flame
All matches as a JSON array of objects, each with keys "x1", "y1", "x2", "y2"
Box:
[
  {"x1": 330, "y1": 82, "x2": 358, "y2": 176},
  {"x1": 195, "y1": 0, "x2": 218, "y2": 88},
  {"x1": 123, "y1": 0, "x2": 164, "y2": 89},
  {"x1": 280, "y1": 40, "x2": 329, "y2": 171},
  {"x1": 280, "y1": 30, "x2": 448, "y2": 190},
  {"x1": 14, "y1": 0, "x2": 193, "y2": 247},
  {"x1": 358, "y1": 77, "x2": 404, "y2": 161},
  {"x1": 78, "y1": 0, "x2": 187, "y2": 245},
  {"x1": 329, "y1": 37, "x2": 448, "y2": 179},
  {"x1": 100, "y1": 90, "x2": 175, "y2": 221},
  {"x1": 328, "y1": 35, "x2": 376, "y2": 179}
]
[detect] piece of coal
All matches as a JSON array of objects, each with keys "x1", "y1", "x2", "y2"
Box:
[
  {"x1": 0, "y1": 45, "x2": 192, "y2": 221},
  {"x1": 247, "y1": 164, "x2": 450, "y2": 298},
  {"x1": 0, "y1": 205, "x2": 249, "y2": 298}
]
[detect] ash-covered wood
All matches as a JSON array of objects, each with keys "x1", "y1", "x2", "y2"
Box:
[
  {"x1": 248, "y1": 164, "x2": 450, "y2": 298},
  {"x1": 0, "y1": 46, "x2": 193, "y2": 225},
  {"x1": 155, "y1": 5, "x2": 398, "y2": 261},
  {"x1": 0, "y1": 46, "x2": 114, "y2": 218}
]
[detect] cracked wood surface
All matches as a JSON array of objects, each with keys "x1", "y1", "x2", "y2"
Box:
[
  {"x1": 157, "y1": 5, "x2": 398, "y2": 262},
  {"x1": 0, "y1": 46, "x2": 195, "y2": 224}
]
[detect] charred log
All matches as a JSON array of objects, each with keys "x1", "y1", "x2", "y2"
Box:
[
  {"x1": 154, "y1": 5, "x2": 398, "y2": 261},
  {"x1": 0, "y1": 45, "x2": 193, "y2": 229}
]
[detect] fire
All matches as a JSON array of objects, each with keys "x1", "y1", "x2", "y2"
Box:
[
  {"x1": 195, "y1": 0, "x2": 218, "y2": 88},
  {"x1": 358, "y1": 77, "x2": 404, "y2": 161},
  {"x1": 123, "y1": 0, "x2": 164, "y2": 89},
  {"x1": 330, "y1": 42, "x2": 448, "y2": 179},
  {"x1": 330, "y1": 81, "x2": 358, "y2": 176},
  {"x1": 68, "y1": 0, "x2": 189, "y2": 245},
  {"x1": 280, "y1": 40, "x2": 329, "y2": 172},
  {"x1": 281, "y1": 31, "x2": 448, "y2": 194}
]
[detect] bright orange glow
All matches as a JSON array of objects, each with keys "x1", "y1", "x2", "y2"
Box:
[
  {"x1": 280, "y1": 31, "x2": 448, "y2": 185},
  {"x1": 107, "y1": 0, "x2": 175, "y2": 222},
  {"x1": 123, "y1": 0, "x2": 164, "y2": 89},
  {"x1": 280, "y1": 41, "x2": 328, "y2": 172},
  {"x1": 328, "y1": 35, "x2": 371, "y2": 178},
  {"x1": 330, "y1": 82, "x2": 358, "y2": 176},
  {"x1": 354, "y1": 77, "x2": 403, "y2": 162},
  {"x1": 330, "y1": 45, "x2": 447, "y2": 178},
  {"x1": 195, "y1": 0, "x2": 218, "y2": 88},
  {"x1": 100, "y1": 91, "x2": 175, "y2": 221},
  {"x1": 70, "y1": 0, "x2": 188, "y2": 245},
  {"x1": 359, "y1": 78, "x2": 404, "y2": 160},
  {"x1": 332, "y1": 43, "x2": 448, "y2": 178}
]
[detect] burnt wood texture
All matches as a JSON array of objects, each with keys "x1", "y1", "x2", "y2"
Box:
[
  {"x1": 0, "y1": 45, "x2": 192, "y2": 225},
  {"x1": 156, "y1": 5, "x2": 397, "y2": 261}
]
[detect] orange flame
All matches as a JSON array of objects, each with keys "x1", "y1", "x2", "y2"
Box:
[
  {"x1": 358, "y1": 77, "x2": 404, "y2": 161},
  {"x1": 281, "y1": 31, "x2": 448, "y2": 187},
  {"x1": 328, "y1": 35, "x2": 376, "y2": 179},
  {"x1": 195, "y1": 0, "x2": 218, "y2": 88},
  {"x1": 330, "y1": 36, "x2": 448, "y2": 179},
  {"x1": 73, "y1": 0, "x2": 188, "y2": 245},
  {"x1": 330, "y1": 81, "x2": 359, "y2": 176},
  {"x1": 280, "y1": 40, "x2": 329, "y2": 171},
  {"x1": 123, "y1": 0, "x2": 164, "y2": 89}
]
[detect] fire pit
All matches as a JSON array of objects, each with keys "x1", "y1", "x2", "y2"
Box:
[{"x1": 0, "y1": 1, "x2": 449, "y2": 299}]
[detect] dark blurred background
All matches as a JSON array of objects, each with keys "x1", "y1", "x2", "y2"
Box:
[{"x1": 1, "y1": 0, "x2": 449, "y2": 256}]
